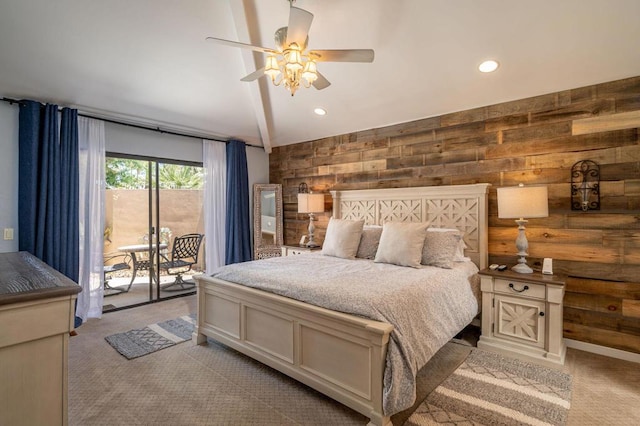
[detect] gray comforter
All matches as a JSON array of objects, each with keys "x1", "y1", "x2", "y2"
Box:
[{"x1": 210, "y1": 253, "x2": 479, "y2": 415}]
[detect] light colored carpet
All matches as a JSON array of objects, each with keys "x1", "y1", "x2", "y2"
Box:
[
  {"x1": 69, "y1": 295, "x2": 640, "y2": 425},
  {"x1": 70, "y1": 295, "x2": 364, "y2": 425},
  {"x1": 564, "y1": 348, "x2": 640, "y2": 425}
]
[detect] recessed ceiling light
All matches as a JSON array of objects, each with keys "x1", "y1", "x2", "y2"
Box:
[
  {"x1": 314, "y1": 107, "x2": 327, "y2": 116},
  {"x1": 478, "y1": 60, "x2": 499, "y2": 73}
]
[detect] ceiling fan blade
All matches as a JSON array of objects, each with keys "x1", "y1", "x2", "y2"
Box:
[
  {"x1": 241, "y1": 68, "x2": 265, "y2": 82},
  {"x1": 309, "y1": 49, "x2": 375, "y2": 63},
  {"x1": 206, "y1": 37, "x2": 276, "y2": 54},
  {"x1": 312, "y1": 72, "x2": 331, "y2": 90},
  {"x1": 286, "y1": 6, "x2": 314, "y2": 47}
]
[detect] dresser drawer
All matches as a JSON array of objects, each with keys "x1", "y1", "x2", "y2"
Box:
[
  {"x1": 494, "y1": 278, "x2": 546, "y2": 299},
  {"x1": 0, "y1": 297, "x2": 74, "y2": 348}
]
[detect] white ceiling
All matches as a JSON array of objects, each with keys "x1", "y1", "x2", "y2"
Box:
[{"x1": 1, "y1": 0, "x2": 639, "y2": 152}]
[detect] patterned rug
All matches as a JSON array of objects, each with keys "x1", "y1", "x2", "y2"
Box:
[
  {"x1": 405, "y1": 349, "x2": 572, "y2": 426},
  {"x1": 105, "y1": 314, "x2": 196, "y2": 360}
]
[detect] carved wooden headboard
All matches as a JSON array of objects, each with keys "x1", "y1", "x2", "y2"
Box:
[{"x1": 330, "y1": 183, "x2": 491, "y2": 269}]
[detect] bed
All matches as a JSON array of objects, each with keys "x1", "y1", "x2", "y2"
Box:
[{"x1": 193, "y1": 183, "x2": 490, "y2": 426}]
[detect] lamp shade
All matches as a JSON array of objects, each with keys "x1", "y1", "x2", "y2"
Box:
[
  {"x1": 284, "y1": 47, "x2": 303, "y2": 72},
  {"x1": 298, "y1": 193, "x2": 324, "y2": 214},
  {"x1": 302, "y1": 60, "x2": 318, "y2": 84},
  {"x1": 497, "y1": 185, "x2": 549, "y2": 219},
  {"x1": 265, "y1": 55, "x2": 280, "y2": 79}
]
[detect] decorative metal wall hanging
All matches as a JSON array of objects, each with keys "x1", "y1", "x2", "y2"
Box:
[{"x1": 571, "y1": 160, "x2": 600, "y2": 211}]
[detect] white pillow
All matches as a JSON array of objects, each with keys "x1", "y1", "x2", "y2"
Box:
[
  {"x1": 427, "y1": 227, "x2": 468, "y2": 261},
  {"x1": 321, "y1": 218, "x2": 365, "y2": 259},
  {"x1": 374, "y1": 222, "x2": 429, "y2": 268}
]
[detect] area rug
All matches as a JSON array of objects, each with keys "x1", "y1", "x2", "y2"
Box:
[
  {"x1": 405, "y1": 349, "x2": 572, "y2": 426},
  {"x1": 392, "y1": 341, "x2": 473, "y2": 426},
  {"x1": 105, "y1": 314, "x2": 196, "y2": 360}
]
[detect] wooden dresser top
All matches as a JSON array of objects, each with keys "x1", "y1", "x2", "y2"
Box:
[{"x1": 0, "y1": 251, "x2": 81, "y2": 306}]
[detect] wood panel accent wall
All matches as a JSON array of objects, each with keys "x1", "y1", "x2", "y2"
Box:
[{"x1": 269, "y1": 76, "x2": 640, "y2": 355}]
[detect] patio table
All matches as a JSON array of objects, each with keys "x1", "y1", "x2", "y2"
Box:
[{"x1": 117, "y1": 243, "x2": 168, "y2": 288}]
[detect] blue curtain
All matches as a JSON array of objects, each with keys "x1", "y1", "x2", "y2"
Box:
[
  {"x1": 18, "y1": 100, "x2": 80, "y2": 285},
  {"x1": 225, "y1": 139, "x2": 252, "y2": 264}
]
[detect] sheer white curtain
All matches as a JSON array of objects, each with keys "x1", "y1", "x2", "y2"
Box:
[
  {"x1": 203, "y1": 140, "x2": 227, "y2": 272},
  {"x1": 76, "y1": 117, "x2": 106, "y2": 320}
]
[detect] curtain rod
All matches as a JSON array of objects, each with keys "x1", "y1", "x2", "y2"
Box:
[{"x1": 1, "y1": 97, "x2": 264, "y2": 149}]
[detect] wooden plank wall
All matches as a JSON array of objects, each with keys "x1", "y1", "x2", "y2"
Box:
[{"x1": 269, "y1": 76, "x2": 640, "y2": 354}]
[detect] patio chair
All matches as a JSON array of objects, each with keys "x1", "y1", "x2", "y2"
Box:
[
  {"x1": 103, "y1": 252, "x2": 132, "y2": 296},
  {"x1": 159, "y1": 233, "x2": 204, "y2": 291}
]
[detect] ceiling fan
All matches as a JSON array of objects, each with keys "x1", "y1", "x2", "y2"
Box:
[{"x1": 206, "y1": 0, "x2": 375, "y2": 96}]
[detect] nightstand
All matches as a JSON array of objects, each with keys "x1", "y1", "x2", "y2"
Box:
[
  {"x1": 477, "y1": 268, "x2": 566, "y2": 367},
  {"x1": 281, "y1": 245, "x2": 322, "y2": 256}
]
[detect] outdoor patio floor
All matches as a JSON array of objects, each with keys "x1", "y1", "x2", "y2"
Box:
[{"x1": 103, "y1": 274, "x2": 196, "y2": 311}]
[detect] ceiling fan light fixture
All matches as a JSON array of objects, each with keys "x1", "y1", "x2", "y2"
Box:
[
  {"x1": 206, "y1": 3, "x2": 374, "y2": 96},
  {"x1": 479, "y1": 60, "x2": 499, "y2": 73}
]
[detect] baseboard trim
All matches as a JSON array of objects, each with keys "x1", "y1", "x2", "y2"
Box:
[{"x1": 564, "y1": 338, "x2": 640, "y2": 364}]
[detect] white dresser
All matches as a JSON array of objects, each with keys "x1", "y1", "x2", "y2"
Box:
[{"x1": 0, "y1": 252, "x2": 81, "y2": 426}]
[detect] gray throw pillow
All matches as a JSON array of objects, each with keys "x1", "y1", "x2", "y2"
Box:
[
  {"x1": 356, "y1": 226, "x2": 383, "y2": 259},
  {"x1": 427, "y1": 228, "x2": 468, "y2": 261},
  {"x1": 421, "y1": 231, "x2": 462, "y2": 269}
]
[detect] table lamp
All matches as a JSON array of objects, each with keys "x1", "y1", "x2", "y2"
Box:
[
  {"x1": 297, "y1": 192, "x2": 324, "y2": 247},
  {"x1": 497, "y1": 184, "x2": 548, "y2": 273}
]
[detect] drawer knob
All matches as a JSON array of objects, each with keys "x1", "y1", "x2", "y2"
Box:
[
  {"x1": 539, "y1": 312, "x2": 545, "y2": 317},
  {"x1": 508, "y1": 283, "x2": 529, "y2": 293}
]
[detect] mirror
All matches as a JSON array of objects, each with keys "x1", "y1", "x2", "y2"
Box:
[{"x1": 253, "y1": 183, "x2": 283, "y2": 259}]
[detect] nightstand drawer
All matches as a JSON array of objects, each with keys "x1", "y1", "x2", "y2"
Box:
[
  {"x1": 494, "y1": 278, "x2": 546, "y2": 299},
  {"x1": 288, "y1": 249, "x2": 314, "y2": 255},
  {"x1": 281, "y1": 245, "x2": 322, "y2": 256}
]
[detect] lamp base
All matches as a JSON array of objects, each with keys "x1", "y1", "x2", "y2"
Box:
[
  {"x1": 306, "y1": 213, "x2": 318, "y2": 248},
  {"x1": 511, "y1": 263, "x2": 534, "y2": 274},
  {"x1": 512, "y1": 219, "x2": 533, "y2": 273}
]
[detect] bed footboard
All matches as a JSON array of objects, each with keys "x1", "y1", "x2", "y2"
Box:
[{"x1": 193, "y1": 274, "x2": 393, "y2": 426}]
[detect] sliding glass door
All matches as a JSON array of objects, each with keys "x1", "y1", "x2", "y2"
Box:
[{"x1": 103, "y1": 154, "x2": 204, "y2": 311}]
